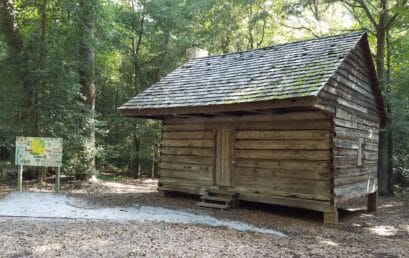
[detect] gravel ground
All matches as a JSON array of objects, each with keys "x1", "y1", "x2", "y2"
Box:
[{"x1": 0, "y1": 177, "x2": 408, "y2": 257}]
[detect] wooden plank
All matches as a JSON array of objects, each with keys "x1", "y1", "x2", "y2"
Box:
[
  {"x1": 235, "y1": 140, "x2": 329, "y2": 150},
  {"x1": 159, "y1": 162, "x2": 212, "y2": 173},
  {"x1": 334, "y1": 148, "x2": 358, "y2": 156},
  {"x1": 162, "y1": 131, "x2": 213, "y2": 139},
  {"x1": 238, "y1": 192, "x2": 333, "y2": 212},
  {"x1": 335, "y1": 127, "x2": 378, "y2": 142},
  {"x1": 159, "y1": 169, "x2": 211, "y2": 181},
  {"x1": 159, "y1": 185, "x2": 204, "y2": 195},
  {"x1": 164, "y1": 120, "x2": 331, "y2": 131},
  {"x1": 334, "y1": 174, "x2": 368, "y2": 186},
  {"x1": 234, "y1": 166, "x2": 329, "y2": 180},
  {"x1": 235, "y1": 120, "x2": 331, "y2": 130},
  {"x1": 162, "y1": 139, "x2": 213, "y2": 148},
  {"x1": 334, "y1": 181, "x2": 368, "y2": 196},
  {"x1": 235, "y1": 130, "x2": 329, "y2": 140},
  {"x1": 159, "y1": 177, "x2": 213, "y2": 186},
  {"x1": 235, "y1": 149, "x2": 330, "y2": 160},
  {"x1": 161, "y1": 154, "x2": 213, "y2": 165},
  {"x1": 235, "y1": 178, "x2": 331, "y2": 201},
  {"x1": 161, "y1": 147, "x2": 213, "y2": 157},
  {"x1": 235, "y1": 159, "x2": 330, "y2": 170}
]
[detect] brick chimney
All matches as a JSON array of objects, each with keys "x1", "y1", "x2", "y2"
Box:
[{"x1": 186, "y1": 47, "x2": 208, "y2": 60}]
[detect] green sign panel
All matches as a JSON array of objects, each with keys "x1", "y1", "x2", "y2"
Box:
[{"x1": 15, "y1": 137, "x2": 63, "y2": 167}]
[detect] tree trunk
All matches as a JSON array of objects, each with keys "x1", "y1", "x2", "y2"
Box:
[
  {"x1": 0, "y1": 0, "x2": 35, "y2": 136},
  {"x1": 386, "y1": 28, "x2": 394, "y2": 194},
  {"x1": 375, "y1": 0, "x2": 392, "y2": 196},
  {"x1": 36, "y1": 0, "x2": 47, "y2": 184},
  {"x1": 132, "y1": 134, "x2": 140, "y2": 179},
  {"x1": 78, "y1": 0, "x2": 97, "y2": 179}
]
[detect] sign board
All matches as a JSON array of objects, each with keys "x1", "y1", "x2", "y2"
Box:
[{"x1": 15, "y1": 137, "x2": 63, "y2": 167}]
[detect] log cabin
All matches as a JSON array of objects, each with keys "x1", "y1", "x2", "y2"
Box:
[{"x1": 119, "y1": 32, "x2": 386, "y2": 225}]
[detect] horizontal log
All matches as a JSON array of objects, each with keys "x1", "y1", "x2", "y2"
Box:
[
  {"x1": 335, "y1": 127, "x2": 379, "y2": 142},
  {"x1": 238, "y1": 192, "x2": 333, "y2": 212},
  {"x1": 161, "y1": 154, "x2": 213, "y2": 165},
  {"x1": 159, "y1": 169, "x2": 211, "y2": 181},
  {"x1": 235, "y1": 159, "x2": 330, "y2": 170},
  {"x1": 334, "y1": 174, "x2": 368, "y2": 186},
  {"x1": 162, "y1": 139, "x2": 213, "y2": 148},
  {"x1": 161, "y1": 147, "x2": 213, "y2": 157},
  {"x1": 162, "y1": 131, "x2": 213, "y2": 139},
  {"x1": 159, "y1": 177, "x2": 213, "y2": 187},
  {"x1": 235, "y1": 149, "x2": 330, "y2": 160},
  {"x1": 334, "y1": 148, "x2": 358, "y2": 156},
  {"x1": 235, "y1": 139, "x2": 329, "y2": 150},
  {"x1": 235, "y1": 130, "x2": 329, "y2": 140},
  {"x1": 235, "y1": 178, "x2": 331, "y2": 201},
  {"x1": 235, "y1": 166, "x2": 329, "y2": 180},
  {"x1": 334, "y1": 181, "x2": 368, "y2": 196},
  {"x1": 164, "y1": 120, "x2": 331, "y2": 131},
  {"x1": 159, "y1": 162, "x2": 212, "y2": 173}
]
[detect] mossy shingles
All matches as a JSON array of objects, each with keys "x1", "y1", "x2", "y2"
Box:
[{"x1": 121, "y1": 32, "x2": 365, "y2": 109}]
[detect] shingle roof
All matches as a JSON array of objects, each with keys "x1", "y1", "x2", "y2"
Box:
[{"x1": 119, "y1": 32, "x2": 365, "y2": 113}]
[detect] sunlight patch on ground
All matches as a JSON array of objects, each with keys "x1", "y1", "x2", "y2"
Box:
[
  {"x1": 320, "y1": 240, "x2": 339, "y2": 246},
  {"x1": 368, "y1": 225, "x2": 399, "y2": 236}
]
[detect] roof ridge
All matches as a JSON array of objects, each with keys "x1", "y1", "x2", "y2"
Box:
[{"x1": 195, "y1": 30, "x2": 366, "y2": 60}]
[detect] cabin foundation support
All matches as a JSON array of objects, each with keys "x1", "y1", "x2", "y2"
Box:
[
  {"x1": 159, "y1": 190, "x2": 172, "y2": 197},
  {"x1": 367, "y1": 191, "x2": 377, "y2": 212},
  {"x1": 323, "y1": 209, "x2": 338, "y2": 226}
]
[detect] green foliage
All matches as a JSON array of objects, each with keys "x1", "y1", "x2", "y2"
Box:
[{"x1": 0, "y1": 0, "x2": 408, "y2": 181}]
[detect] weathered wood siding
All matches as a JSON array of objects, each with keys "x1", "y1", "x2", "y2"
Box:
[
  {"x1": 159, "y1": 125, "x2": 214, "y2": 194},
  {"x1": 318, "y1": 40, "x2": 380, "y2": 206},
  {"x1": 159, "y1": 111, "x2": 333, "y2": 212}
]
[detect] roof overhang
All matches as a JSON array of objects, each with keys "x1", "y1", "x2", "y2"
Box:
[{"x1": 118, "y1": 96, "x2": 319, "y2": 119}]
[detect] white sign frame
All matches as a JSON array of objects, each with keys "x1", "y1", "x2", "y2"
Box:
[{"x1": 15, "y1": 137, "x2": 63, "y2": 192}]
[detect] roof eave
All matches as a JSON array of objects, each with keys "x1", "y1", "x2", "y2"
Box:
[{"x1": 118, "y1": 96, "x2": 319, "y2": 119}]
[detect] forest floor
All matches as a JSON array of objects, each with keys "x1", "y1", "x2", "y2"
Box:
[{"x1": 0, "y1": 176, "x2": 408, "y2": 257}]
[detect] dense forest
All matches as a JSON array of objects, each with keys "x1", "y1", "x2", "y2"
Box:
[{"x1": 0, "y1": 0, "x2": 408, "y2": 194}]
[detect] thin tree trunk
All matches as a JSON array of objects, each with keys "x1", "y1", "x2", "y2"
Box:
[
  {"x1": 132, "y1": 133, "x2": 140, "y2": 179},
  {"x1": 386, "y1": 28, "x2": 394, "y2": 194},
  {"x1": 37, "y1": 0, "x2": 47, "y2": 184},
  {"x1": 78, "y1": 0, "x2": 97, "y2": 180}
]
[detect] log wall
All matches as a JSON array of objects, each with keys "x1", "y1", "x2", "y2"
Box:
[
  {"x1": 318, "y1": 41, "x2": 380, "y2": 206},
  {"x1": 159, "y1": 111, "x2": 334, "y2": 212}
]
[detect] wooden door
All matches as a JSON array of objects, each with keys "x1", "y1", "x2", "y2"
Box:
[{"x1": 214, "y1": 128, "x2": 234, "y2": 187}]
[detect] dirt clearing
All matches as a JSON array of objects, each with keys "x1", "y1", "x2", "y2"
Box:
[{"x1": 0, "y1": 178, "x2": 408, "y2": 257}]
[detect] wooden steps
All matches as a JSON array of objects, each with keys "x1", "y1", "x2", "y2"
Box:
[{"x1": 196, "y1": 189, "x2": 239, "y2": 210}]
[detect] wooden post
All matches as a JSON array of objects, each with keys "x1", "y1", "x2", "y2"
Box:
[
  {"x1": 17, "y1": 165, "x2": 23, "y2": 192},
  {"x1": 55, "y1": 167, "x2": 61, "y2": 193},
  {"x1": 367, "y1": 191, "x2": 377, "y2": 212},
  {"x1": 323, "y1": 209, "x2": 338, "y2": 227}
]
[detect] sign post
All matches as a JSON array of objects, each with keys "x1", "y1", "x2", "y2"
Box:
[{"x1": 15, "y1": 137, "x2": 63, "y2": 192}]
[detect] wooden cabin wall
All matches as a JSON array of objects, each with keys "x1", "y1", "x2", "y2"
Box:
[
  {"x1": 318, "y1": 42, "x2": 380, "y2": 207},
  {"x1": 233, "y1": 118, "x2": 332, "y2": 212},
  {"x1": 159, "y1": 111, "x2": 334, "y2": 212},
  {"x1": 158, "y1": 125, "x2": 214, "y2": 194}
]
